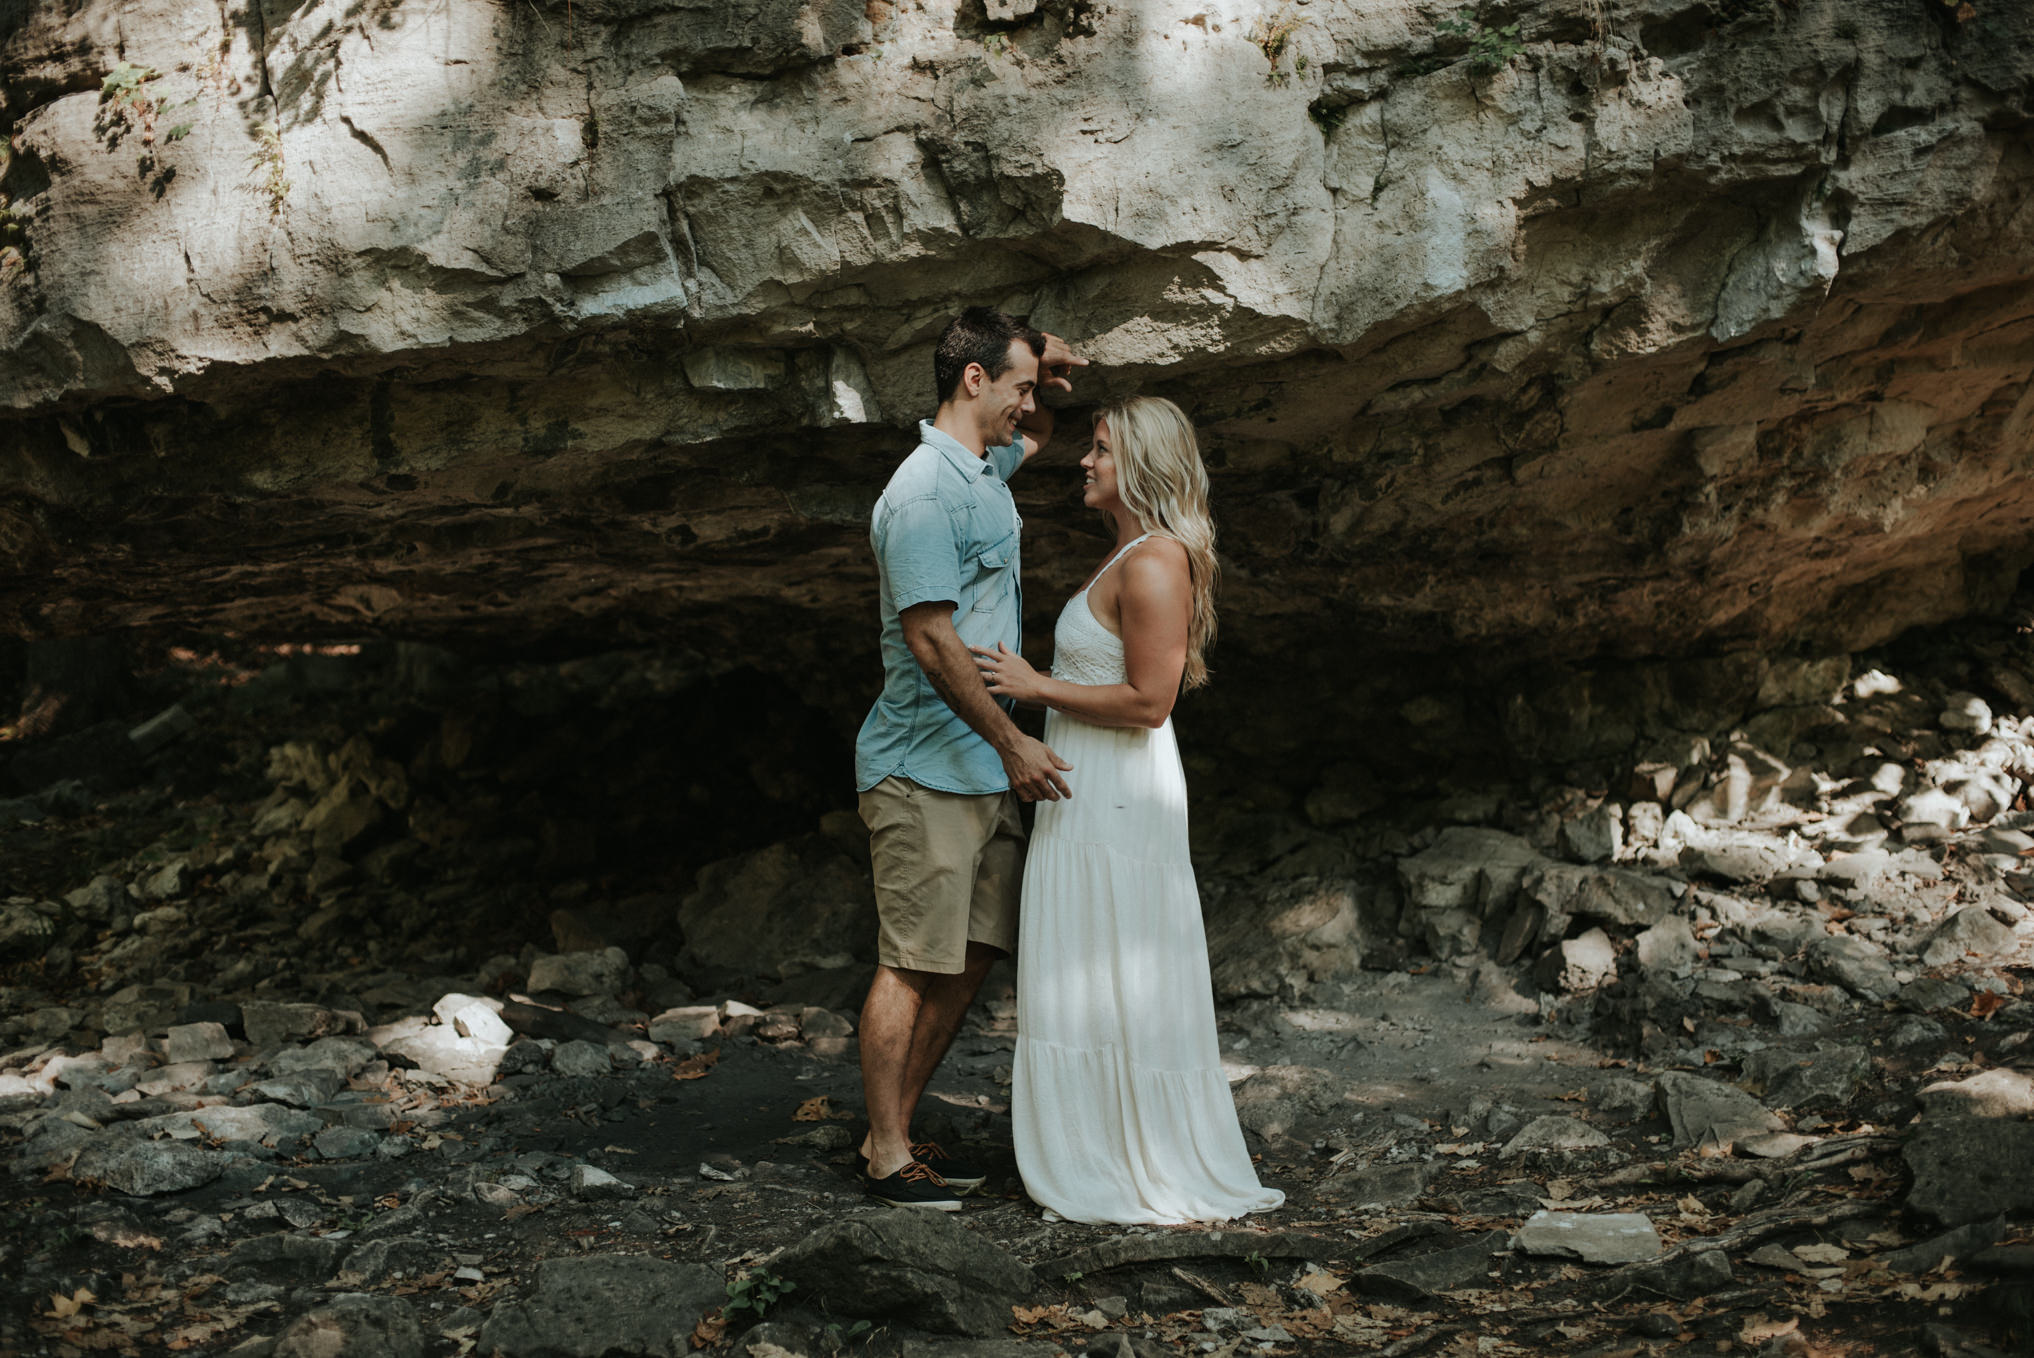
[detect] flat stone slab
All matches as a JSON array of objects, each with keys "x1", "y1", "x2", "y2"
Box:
[
  {"x1": 479, "y1": 1255, "x2": 722, "y2": 1358},
  {"x1": 1352, "y1": 1231, "x2": 1506, "y2": 1302},
  {"x1": 1513, "y1": 1210, "x2": 1662, "y2": 1265},
  {"x1": 1918, "y1": 1069, "x2": 2034, "y2": 1120},
  {"x1": 1499, "y1": 1114, "x2": 1610, "y2": 1158}
]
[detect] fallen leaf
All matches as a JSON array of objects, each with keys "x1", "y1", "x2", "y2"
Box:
[
  {"x1": 1793, "y1": 1244, "x2": 1849, "y2": 1265},
  {"x1": 673, "y1": 1049, "x2": 720, "y2": 1081},
  {"x1": 46, "y1": 1288, "x2": 95, "y2": 1320},
  {"x1": 690, "y1": 1309, "x2": 727, "y2": 1348},
  {"x1": 1740, "y1": 1314, "x2": 1799, "y2": 1344},
  {"x1": 1295, "y1": 1269, "x2": 1346, "y2": 1297},
  {"x1": 791, "y1": 1096, "x2": 851, "y2": 1123},
  {"x1": 1971, "y1": 992, "x2": 2005, "y2": 1020}
]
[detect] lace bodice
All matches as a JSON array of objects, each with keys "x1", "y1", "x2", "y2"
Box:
[{"x1": 1049, "y1": 535, "x2": 1151, "y2": 688}]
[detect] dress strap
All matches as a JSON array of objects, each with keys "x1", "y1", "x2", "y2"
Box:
[{"x1": 1081, "y1": 533, "x2": 1153, "y2": 594}]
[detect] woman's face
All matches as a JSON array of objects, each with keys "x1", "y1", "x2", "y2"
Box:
[{"x1": 1081, "y1": 419, "x2": 1121, "y2": 513}]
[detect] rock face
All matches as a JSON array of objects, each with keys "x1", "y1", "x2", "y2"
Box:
[
  {"x1": 477, "y1": 1255, "x2": 722, "y2": 1358},
  {"x1": 772, "y1": 1210, "x2": 1036, "y2": 1337},
  {"x1": 2, "y1": 0, "x2": 2033, "y2": 792}
]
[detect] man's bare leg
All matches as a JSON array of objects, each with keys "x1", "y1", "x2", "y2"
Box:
[
  {"x1": 896, "y1": 942, "x2": 999, "y2": 1134},
  {"x1": 859, "y1": 943, "x2": 1000, "y2": 1178},
  {"x1": 860, "y1": 963, "x2": 932, "y2": 1179}
]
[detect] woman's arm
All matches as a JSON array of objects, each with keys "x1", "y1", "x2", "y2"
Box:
[{"x1": 970, "y1": 544, "x2": 1191, "y2": 730}]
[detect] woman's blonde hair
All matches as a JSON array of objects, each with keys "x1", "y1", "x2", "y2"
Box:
[{"x1": 1093, "y1": 396, "x2": 1220, "y2": 690}]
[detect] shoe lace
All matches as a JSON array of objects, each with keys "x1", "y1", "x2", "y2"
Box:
[
  {"x1": 899, "y1": 1160, "x2": 950, "y2": 1186},
  {"x1": 910, "y1": 1140, "x2": 947, "y2": 1160}
]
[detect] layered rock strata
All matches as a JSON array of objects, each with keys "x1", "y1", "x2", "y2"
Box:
[{"x1": 0, "y1": 0, "x2": 2031, "y2": 785}]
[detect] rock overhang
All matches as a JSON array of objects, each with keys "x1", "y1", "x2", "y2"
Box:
[{"x1": 0, "y1": 0, "x2": 2030, "y2": 783}]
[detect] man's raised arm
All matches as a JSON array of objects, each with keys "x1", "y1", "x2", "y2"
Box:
[{"x1": 1016, "y1": 331, "x2": 1087, "y2": 465}]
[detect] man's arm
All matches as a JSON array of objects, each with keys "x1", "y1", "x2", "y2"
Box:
[{"x1": 899, "y1": 601, "x2": 1072, "y2": 801}]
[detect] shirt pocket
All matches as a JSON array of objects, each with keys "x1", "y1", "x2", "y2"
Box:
[{"x1": 966, "y1": 528, "x2": 1018, "y2": 613}]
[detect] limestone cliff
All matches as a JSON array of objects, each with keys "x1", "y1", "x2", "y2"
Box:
[{"x1": 2, "y1": 0, "x2": 2032, "y2": 782}]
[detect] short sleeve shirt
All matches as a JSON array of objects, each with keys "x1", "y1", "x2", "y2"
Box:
[{"x1": 854, "y1": 421, "x2": 1026, "y2": 794}]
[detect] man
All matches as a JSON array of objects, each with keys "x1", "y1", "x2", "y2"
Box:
[{"x1": 853, "y1": 307, "x2": 1085, "y2": 1209}]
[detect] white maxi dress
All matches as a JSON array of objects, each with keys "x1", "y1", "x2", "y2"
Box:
[{"x1": 1012, "y1": 536, "x2": 1284, "y2": 1225}]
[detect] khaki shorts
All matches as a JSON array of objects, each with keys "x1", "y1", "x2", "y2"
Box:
[{"x1": 858, "y1": 776, "x2": 1024, "y2": 975}]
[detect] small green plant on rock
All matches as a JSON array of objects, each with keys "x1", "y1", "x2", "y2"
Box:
[
  {"x1": 1253, "y1": 7, "x2": 1307, "y2": 86},
  {"x1": 0, "y1": 195, "x2": 26, "y2": 281},
  {"x1": 1435, "y1": 8, "x2": 1524, "y2": 75},
  {"x1": 1244, "y1": 1249, "x2": 1272, "y2": 1278},
  {"x1": 723, "y1": 1269, "x2": 795, "y2": 1321},
  {"x1": 249, "y1": 122, "x2": 290, "y2": 222},
  {"x1": 97, "y1": 62, "x2": 194, "y2": 176},
  {"x1": 820, "y1": 1319, "x2": 874, "y2": 1355}
]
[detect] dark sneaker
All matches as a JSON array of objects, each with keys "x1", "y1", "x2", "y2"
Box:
[
  {"x1": 865, "y1": 1158, "x2": 963, "y2": 1211},
  {"x1": 910, "y1": 1140, "x2": 987, "y2": 1192}
]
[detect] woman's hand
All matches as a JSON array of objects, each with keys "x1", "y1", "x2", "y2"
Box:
[{"x1": 969, "y1": 642, "x2": 1046, "y2": 705}]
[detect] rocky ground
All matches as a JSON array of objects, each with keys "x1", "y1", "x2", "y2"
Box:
[{"x1": 3, "y1": 630, "x2": 2034, "y2": 1358}]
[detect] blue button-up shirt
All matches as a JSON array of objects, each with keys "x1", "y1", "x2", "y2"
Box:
[{"x1": 854, "y1": 421, "x2": 1026, "y2": 794}]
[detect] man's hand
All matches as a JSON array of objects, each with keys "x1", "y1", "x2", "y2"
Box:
[
  {"x1": 1000, "y1": 732, "x2": 1073, "y2": 802},
  {"x1": 1038, "y1": 332, "x2": 1088, "y2": 395}
]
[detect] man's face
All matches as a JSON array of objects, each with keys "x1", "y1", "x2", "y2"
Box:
[{"x1": 974, "y1": 339, "x2": 1040, "y2": 446}]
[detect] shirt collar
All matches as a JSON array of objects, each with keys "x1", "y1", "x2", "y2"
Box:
[{"x1": 919, "y1": 420, "x2": 996, "y2": 478}]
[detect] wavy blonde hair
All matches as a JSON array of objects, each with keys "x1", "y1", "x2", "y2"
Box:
[{"x1": 1094, "y1": 396, "x2": 1220, "y2": 690}]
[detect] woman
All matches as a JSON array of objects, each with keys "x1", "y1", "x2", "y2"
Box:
[{"x1": 969, "y1": 396, "x2": 1283, "y2": 1225}]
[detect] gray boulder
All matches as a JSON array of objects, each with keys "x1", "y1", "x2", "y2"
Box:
[
  {"x1": 274, "y1": 1294, "x2": 424, "y2": 1358},
  {"x1": 527, "y1": 947, "x2": 631, "y2": 998},
  {"x1": 1906, "y1": 1117, "x2": 2034, "y2": 1225},
  {"x1": 479, "y1": 1255, "x2": 722, "y2": 1358},
  {"x1": 1228, "y1": 1065, "x2": 1346, "y2": 1141},
  {"x1": 1807, "y1": 933, "x2": 1899, "y2": 1003},
  {"x1": 773, "y1": 1210, "x2": 1036, "y2": 1337},
  {"x1": 1655, "y1": 1072, "x2": 1784, "y2": 1152},
  {"x1": 72, "y1": 1139, "x2": 223, "y2": 1196},
  {"x1": 1744, "y1": 1045, "x2": 1873, "y2": 1110},
  {"x1": 1204, "y1": 876, "x2": 1363, "y2": 1001},
  {"x1": 678, "y1": 834, "x2": 875, "y2": 976},
  {"x1": 1351, "y1": 1232, "x2": 1506, "y2": 1302},
  {"x1": 1920, "y1": 907, "x2": 2020, "y2": 968},
  {"x1": 226, "y1": 1232, "x2": 350, "y2": 1282},
  {"x1": 1634, "y1": 917, "x2": 1699, "y2": 979},
  {"x1": 1525, "y1": 863, "x2": 1684, "y2": 928}
]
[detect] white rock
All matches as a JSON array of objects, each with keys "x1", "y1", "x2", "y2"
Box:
[
  {"x1": 1534, "y1": 928, "x2": 1617, "y2": 994},
  {"x1": 1897, "y1": 788, "x2": 1970, "y2": 842},
  {"x1": 1941, "y1": 692, "x2": 1993, "y2": 735},
  {"x1": 435, "y1": 993, "x2": 514, "y2": 1046},
  {"x1": 1514, "y1": 1210, "x2": 1662, "y2": 1265}
]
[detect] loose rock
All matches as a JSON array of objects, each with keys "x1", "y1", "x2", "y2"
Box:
[
  {"x1": 1655, "y1": 1072, "x2": 1785, "y2": 1152},
  {"x1": 274, "y1": 1293, "x2": 425, "y2": 1358},
  {"x1": 478, "y1": 1255, "x2": 723, "y2": 1358},
  {"x1": 1512, "y1": 1210, "x2": 1662, "y2": 1265},
  {"x1": 773, "y1": 1210, "x2": 1035, "y2": 1337}
]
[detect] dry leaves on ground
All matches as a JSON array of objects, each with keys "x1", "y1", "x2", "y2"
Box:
[
  {"x1": 790, "y1": 1096, "x2": 851, "y2": 1122},
  {"x1": 673, "y1": 1049, "x2": 720, "y2": 1081}
]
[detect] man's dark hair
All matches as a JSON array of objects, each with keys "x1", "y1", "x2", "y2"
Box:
[{"x1": 934, "y1": 307, "x2": 1045, "y2": 406}]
